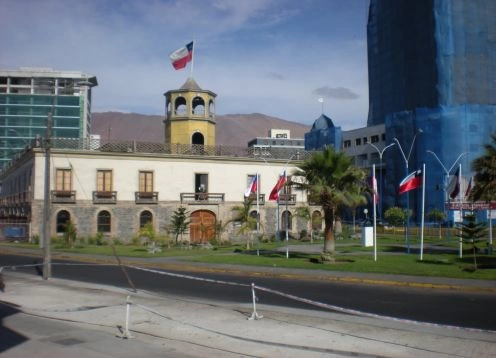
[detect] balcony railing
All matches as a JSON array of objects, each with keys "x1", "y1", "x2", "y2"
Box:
[
  {"x1": 180, "y1": 192, "x2": 225, "y2": 204},
  {"x1": 244, "y1": 193, "x2": 265, "y2": 205},
  {"x1": 135, "y1": 191, "x2": 158, "y2": 204},
  {"x1": 51, "y1": 190, "x2": 76, "y2": 203},
  {"x1": 93, "y1": 191, "x2": 117, "y2": 204},
  {"x1": 278, "y1": 193, "x2": 296, "y2": 205}
]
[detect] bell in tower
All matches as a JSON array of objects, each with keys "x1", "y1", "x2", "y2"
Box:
[{"x1": 164, "y1": 77, "x2": 217, "y2": 148}]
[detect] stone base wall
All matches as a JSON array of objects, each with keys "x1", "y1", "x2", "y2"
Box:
[{"x1": 29, "y1": 200, "x2": 321, "y2": 244}]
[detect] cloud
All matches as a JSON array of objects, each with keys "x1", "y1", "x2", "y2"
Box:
[
  {"x1": 312, "y1": 86, "x2": 359, "y2": 100},
  {"x1": 267, "y1": 72, "x2": 286, "y2": 81}
]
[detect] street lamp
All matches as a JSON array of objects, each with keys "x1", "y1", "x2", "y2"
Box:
[
  {"x1": 283, "y1": 152, "x2": 298, "y2": 259},
  {"x1": 367, "y1": 142, "x2": 395, "y2": 221},
  {"x1": 393, "y1": 128, "x2": 423, "y2": 254},
  {"x1": 426, "y1": 150, "x2": 468, "y2": 244}
]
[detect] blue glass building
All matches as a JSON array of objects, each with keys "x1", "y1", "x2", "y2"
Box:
[
  {"x1": 304, "y1": 114, "x2": 342, "y2": 151},
  {"x1": 367, "y1": 0, "x2": 496, "y2": 221}
]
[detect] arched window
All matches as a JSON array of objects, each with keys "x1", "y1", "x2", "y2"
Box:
[
  {"x1": 192, "y1": 96, "x2": 205, "y2": 115},
  {"x1": 56, "y1": 210, "x2": 71, "y2": 234},
  {"x1": 282, "y1": 210, "x2": 292, "y2": 230},
  {"x1": 97, "y1": 210, "x2": 111, "y2": 233},
  {"x1": 208, "y1": 100, "x2": 215, "y2": 116},
  {"x1": 174, "y1": 97, "x2": 187, "y2": 115},
  {"x1": 140, "y1": 210, "x2": 153, "y2": 228}
]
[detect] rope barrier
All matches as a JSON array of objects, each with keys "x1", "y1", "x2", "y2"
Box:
[{"x1": 2, "y1": 262, "x2": 494, "y2": 333}]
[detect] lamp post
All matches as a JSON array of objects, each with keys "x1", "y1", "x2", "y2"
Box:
[
  {"x1": 367, "y1": 142, "x2": 395, "y2": 221},
  {"x1": 426, "y1": 150, "x2": 468, "y2": 243},
  {"x1": 283, "y1": 153, "x2": 297, "y2": 259},
  {"x1": 393, "y1": 128, "x2": 423, "y2": 254},
  {"x1": 42, "y1": 110, "x2": 53, "y2": 280}
]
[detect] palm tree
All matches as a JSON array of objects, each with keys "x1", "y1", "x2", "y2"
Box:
[
  {"x1": 292, "y1": 147, "x2": 367, "y2": 262},
  {"x1": 342, "y1": 184, "x2": 368, "y2": 233},
  {"x1": 470, "y1": 133, "x2": 496, "y2": 203},
  {"x1": 231, "y1": 199, "x2": 257, "y2": 249}
]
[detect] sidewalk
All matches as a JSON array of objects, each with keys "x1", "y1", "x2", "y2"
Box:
[{"x1": 1, "y1": 271, "x2": 495, "y2": 358}]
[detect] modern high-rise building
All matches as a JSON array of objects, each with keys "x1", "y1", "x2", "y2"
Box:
[
  {"x1": 0, "y1": 67, "x2": 97, "y2": 168},
  {"x1": 367, "y1": 0, "x2": 496, "y2": 220}
]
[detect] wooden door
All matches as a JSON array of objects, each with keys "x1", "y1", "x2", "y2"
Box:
[{"x1": 190, "y1": 210, "x2": 216, "y2": 243}]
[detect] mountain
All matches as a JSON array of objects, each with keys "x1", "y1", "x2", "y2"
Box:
[{"x1": 91, "y1": 112, "x2": 311, "y2": 147}]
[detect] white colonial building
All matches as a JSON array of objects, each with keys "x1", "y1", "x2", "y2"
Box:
[{"x1": 0, "y1": 78, "x2": 322, "y2": 243}]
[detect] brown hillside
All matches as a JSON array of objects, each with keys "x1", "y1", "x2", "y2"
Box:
[{"x1": 91, "y1": 112, "x2": 311, "y2": 147}]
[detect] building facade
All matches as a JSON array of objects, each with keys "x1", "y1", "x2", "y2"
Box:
[
  {"x1": 0, "y1": 67, "x2": 97, "y2": 169},
  {"x1": 0, "y1": 142, "x2": 321, "y2": 243},
  {"x1": 367, "y1": 0, "x2": 496, "y2": 220}
]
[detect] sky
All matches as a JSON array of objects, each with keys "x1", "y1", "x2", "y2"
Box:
[{"x1": 1, "y1": 0, "x2": 370, "y2": 129}]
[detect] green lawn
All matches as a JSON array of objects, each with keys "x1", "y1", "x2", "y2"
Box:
[{"x1": 2, "y1": 237, "x2": 495, "y2": 280}]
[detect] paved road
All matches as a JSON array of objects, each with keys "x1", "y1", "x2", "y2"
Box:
[{"x1": 1, "y1": 252, "x2": 496, "y2": 330}]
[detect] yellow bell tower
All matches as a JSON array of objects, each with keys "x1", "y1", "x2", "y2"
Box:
[{"x1": 164, "y1": 78, "x2": 217, "y2": 146}]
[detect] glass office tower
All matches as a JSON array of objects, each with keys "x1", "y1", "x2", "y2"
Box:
[
  {"x1": 0, "y1": 68, "x2": 97, "y2": 168},
  {"x1": 367, "y1": 0, "x2": 496, "y2": 221}
]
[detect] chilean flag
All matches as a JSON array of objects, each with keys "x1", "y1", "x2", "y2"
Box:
[
  {"x1": 269, "y1": 171, "x2": 286, "y2": 201},
  {"x1": 244, "y1": 175, "x2": 258, "y2": 198},
  {"x1": 169, "y1": 41, "x2": 193, "y2": 70},
  {"x1": 399, "y1": 169, "x2": 422, "y2": 194}
]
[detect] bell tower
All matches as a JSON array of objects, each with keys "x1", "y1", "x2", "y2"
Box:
[{"x1": 164, "y1": 78, "x2": 217, "y2": 146}]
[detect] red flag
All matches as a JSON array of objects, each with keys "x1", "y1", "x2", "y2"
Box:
[
  {"x1": 244, "y1": 175, "x2": 258, "y2": 198},
  {"x1": 169, "y1": 41, "x2": 193, "y2": 70},
  {"x1": 269, "y1": 171, "x2": 286, "y2": 201},
  {"x1": 372, "y1": 175, "x2": 378, "y2": 204},
  {"x1": 399, "y1": 169, "x2": 422, "y2": 194}
]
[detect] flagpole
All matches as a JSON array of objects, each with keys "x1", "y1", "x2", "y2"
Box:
[
  {"x1": 256, "y1": 173, "x2": 260, "y2": 256},
  {"x1": 459, "y1": 164, "x2": 463, "y2": 258},
  {"x1": 420, "y1": 163, "x2": 426, "y2": 261},
  {"x1": 373, "y1": 164, "x2": 377, "y2": 262},
  {"x1": 190, "y1": 40, "x2": 195, "y2": 79}
]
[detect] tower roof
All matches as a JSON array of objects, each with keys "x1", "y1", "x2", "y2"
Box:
[
  {"x1": 311, "y1": 114, "x2": 335, "y2": 130},
  {"x1": 180, "y1": 77, "x2": 202, "y2": 91}
]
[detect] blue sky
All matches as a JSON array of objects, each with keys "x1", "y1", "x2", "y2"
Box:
[{"x1": 1, "y1": 0, "x2": 370, "y2": 129}]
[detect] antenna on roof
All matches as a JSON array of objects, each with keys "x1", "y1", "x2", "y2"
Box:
[{"x1": 318, "y1": 97, "x2": 324, "y2": 114}]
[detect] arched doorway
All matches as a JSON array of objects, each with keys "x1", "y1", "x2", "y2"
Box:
[
  {"x1": 190, "y1": 210, "x2": 216, "y2": 243},
  {"x1": 192, "y1": 132, "x2": 204, "y2": 145}
]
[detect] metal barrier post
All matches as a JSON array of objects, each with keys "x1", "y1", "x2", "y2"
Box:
[{"x1": 248, "y1": 283, "x2": 263, "y2": 320}]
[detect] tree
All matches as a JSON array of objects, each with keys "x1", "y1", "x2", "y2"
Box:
[
  {"x1": 456, "y1": 213, "x2": 487, "y2": 270},
  {"x1": 427, "y1": 208, "x2": 447, "y2": 239},
  {"x1": 292, "y1": 147, "x2": 367, "y2": 262},
  {"x1": 342, "y1": 184, "x2": 368, "y2": 233},
  {"x1": 384, "y1": 207, "x2": 407, "y2": 233},
  {"x1": 470, "y1": 133, "x2": 496, "y2": 203},
  {"x1": 231, "y1": 199, "x2": 257, "y2": 249},
  {"x1": 170, "y1": 206, "x2": 190, "y2": 245}
]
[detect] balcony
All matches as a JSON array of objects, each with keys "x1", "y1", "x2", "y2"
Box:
[
  {"x1": 244, "y1": 193, "x2": 265, "y2": 205},
  {"x1": 180, "y1": 192, "x2": 225, "y2": 204},
  {"x1": 93, "y1": 191, "x2": 117, "y2": 204},
  {"x1": 135, "y1": 191, "x2": 158, "y2": 204},
  {"x1": 51, "y1": 190, "x2": 76, "y2": 203},
  {"x1": 278, "y1": 193, "x2": 296, "y2": 205}
]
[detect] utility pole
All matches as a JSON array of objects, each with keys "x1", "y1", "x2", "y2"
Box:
[{"x1": 42, "y1": 111, "x2": 52, "y2": 280}]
